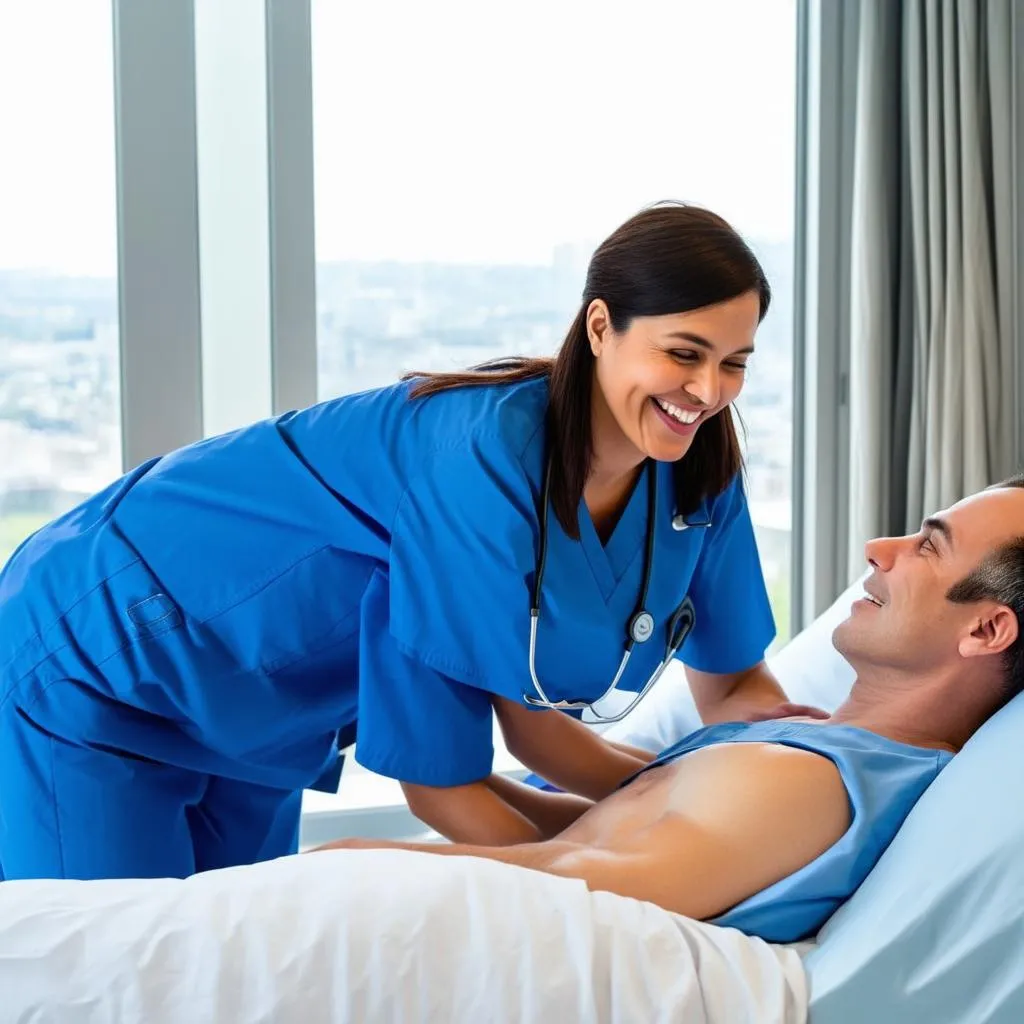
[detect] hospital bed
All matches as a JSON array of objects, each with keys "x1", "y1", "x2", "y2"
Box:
[{"x1": 1, "y1": 578, "x2": 1022, "y2": 1023}]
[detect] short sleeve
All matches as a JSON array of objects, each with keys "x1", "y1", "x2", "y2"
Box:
[
  {"x1": 387, "y1": 439, "x2": 539, "y2": 701},
  {"x1": 354, "y1": 439, "x2": 539, "y2": 786},
  {"x1": 354, "y1": 568, "x2": 495, "y2": 786},
  {"x1": 679, "y1": 474, "x2": 776, "y2": 674}
]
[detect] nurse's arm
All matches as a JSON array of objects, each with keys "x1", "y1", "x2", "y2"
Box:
[
  {"x1": 607, "y1": 739, "x2": 659, "y2": 761},
  {"x1": 493, "y1": 696, "x2": 649, "y2": 800},
  {"x1": 485, "y1": 773, "x2": 594, "y2": 839},
  {"x1": 402, "y1": 776, "x2": 592, "y2": 845},
  {"x1": 686, "y1": 660, "x2": 825, "y2": 725},
  {"x1": 400, "y1": 780, "x2": 548, "y2": 846},
  {"x1": 318, "y1": 744, "x2": 850, "y2": 920}
]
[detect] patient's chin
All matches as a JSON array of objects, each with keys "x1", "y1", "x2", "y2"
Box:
[
  {"x1": 832, "y1": 619, "x2": 885, "y2": 674},
  {"x1": 831, "y1": 618, "x2": 858, "y2": 660}
]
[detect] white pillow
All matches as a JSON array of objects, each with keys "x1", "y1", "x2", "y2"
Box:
[
  {"x1": 766, "y1": 577, "x2": 861, "y2": 713},
  {"x1": 807, "y1": 691, "x2": 1024, "y2": 1021}
]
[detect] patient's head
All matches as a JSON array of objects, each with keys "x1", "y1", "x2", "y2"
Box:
[{"x1": 834, "y1": 475, "x2": 1024, "y2": 721}]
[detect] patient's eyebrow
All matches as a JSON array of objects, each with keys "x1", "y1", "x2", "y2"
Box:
[{"x1": 922, "y1": 516, "x2": 954, "y2": 550}]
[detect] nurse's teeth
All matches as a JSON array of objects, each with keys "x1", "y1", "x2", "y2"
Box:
[{"x1": 656, "y1": 398, "x2": 700, "y2": 424}]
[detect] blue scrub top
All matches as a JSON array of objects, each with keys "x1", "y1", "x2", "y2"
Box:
[{"x1": 0, "y1": 376, "x2": 774, "y2": 792}]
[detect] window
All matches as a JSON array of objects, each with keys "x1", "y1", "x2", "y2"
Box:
[
  {"x1": 0, "y1": 1, "x2": 121, "y2": 567},
  {"x1": 311, "y1": 0, "x2": 797, "y2": 646}
]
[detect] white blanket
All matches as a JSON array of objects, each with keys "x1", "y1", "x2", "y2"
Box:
[{"x1": 0, "y1": 848, "x2": 807, "y2": 1023}]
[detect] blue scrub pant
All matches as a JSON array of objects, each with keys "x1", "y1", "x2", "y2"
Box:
[{"x1": 0, "y1": 704, "x2": 302, "y2": 881}]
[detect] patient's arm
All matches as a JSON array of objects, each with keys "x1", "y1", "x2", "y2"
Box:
[
  {"x1": 492, "y1": 696, "x2": 648, "y2": 800},
  {"x1": 325, "y1": 743, "x2": 850, "y2": 921}
]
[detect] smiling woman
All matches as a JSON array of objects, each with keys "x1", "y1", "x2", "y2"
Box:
[
  {"x1": 587, "y1": 288, "x2": 761, "y2": 471},
  {"x1": 399, "y1": 203, "x2": 798, "y2": 736},
  {"x1": 408, "y1": 203, "x2": 770, "y2": 542}
]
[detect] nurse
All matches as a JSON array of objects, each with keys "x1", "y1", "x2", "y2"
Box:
[{"x1": 0, "y1": 201, "x2": 808, "y2": 881}]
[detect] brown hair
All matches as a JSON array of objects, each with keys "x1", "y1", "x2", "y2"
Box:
[
  {"x1": 405, "y1": 201, "x2": 771, "y2": 538},
  {"x1": 947, "y1": 473, "x2": 1024, "y2": 706}
]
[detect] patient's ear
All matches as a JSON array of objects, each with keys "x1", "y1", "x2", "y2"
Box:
[{"x1": 958, "y1": 605, "x2": 1018, "y2": 659}]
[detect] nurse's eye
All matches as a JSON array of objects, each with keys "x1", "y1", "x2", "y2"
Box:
[
  {"x1": 669, "y1": 349, "x2": 700, "y2": 363},
  {"x1": 723, "y1": 361, "x2": 749, "y2": 373}
]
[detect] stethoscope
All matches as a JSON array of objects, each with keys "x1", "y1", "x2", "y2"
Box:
[{"x1": 523, "y1": 452, "x2": 713, "y2": 723}]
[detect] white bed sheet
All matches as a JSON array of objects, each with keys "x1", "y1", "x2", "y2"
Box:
[{"x1": 0, "y1": 848, "x2": 807, "y2": 1024}]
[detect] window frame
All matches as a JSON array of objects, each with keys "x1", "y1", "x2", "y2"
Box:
[
  {"x1": 791, "y1": 0, "x2": 860, "y2": 630},
  {"x1": 1015, "y1": 0, "x2": 1024, "y2": 471},
  {"x1": 113, "y1": 0, "x2": 203, "y2": 468}
]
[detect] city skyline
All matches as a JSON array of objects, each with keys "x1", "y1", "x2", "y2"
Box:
[{"x1": 1, "y1": 248, "x2": 794, "y2": 641}]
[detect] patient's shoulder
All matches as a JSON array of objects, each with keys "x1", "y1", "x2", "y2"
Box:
[
  {"x1": 657, "y1": 741, "x2": 851, "y2": 888},
  {"x1": 573, "y1": 741, "x2": 853, "y2": 921},
  {"x1": 689, "y1": 739, "x2": 851, "y2": 820}
]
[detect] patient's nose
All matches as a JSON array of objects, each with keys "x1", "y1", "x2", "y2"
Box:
[{"x1": 864, "y1": 536, "x2": 897, "y2": 572}]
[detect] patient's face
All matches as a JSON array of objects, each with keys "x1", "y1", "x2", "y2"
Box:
[{"x1": 834, "y1": 486, "x2": 1024, "y2": 673}]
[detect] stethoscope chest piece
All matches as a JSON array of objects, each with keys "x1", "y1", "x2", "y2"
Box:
[{"x1": 629, "y1": 610, "x2": 655, "y2": 644}]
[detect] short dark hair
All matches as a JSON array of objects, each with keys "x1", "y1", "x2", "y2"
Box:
[
  {"x1": 405, "y1": 202, "x2": 770, "y2": 538},
  {"x1": 946, "y1": 473, "x2": 1024, "y2": 705}
]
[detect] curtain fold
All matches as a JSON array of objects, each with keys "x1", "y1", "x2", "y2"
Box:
[
  {"x1": 845, "y1": 0, "x2": 1013, "y2": 581},
  {"x1": 848, "y1": 0, "x2": 900, "y2": 570}
]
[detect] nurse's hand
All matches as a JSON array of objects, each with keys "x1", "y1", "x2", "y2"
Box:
[
  {"x1": 686, "y1": 661, "x2": 829, "y2": 725},
  {"x1": 743, "y1": 702, "x2": 830, "y2": 723}
]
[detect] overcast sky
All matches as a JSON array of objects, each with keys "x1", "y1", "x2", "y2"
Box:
[{"x1": 0, "y1": 0, "x2": 795, "y2": 275}]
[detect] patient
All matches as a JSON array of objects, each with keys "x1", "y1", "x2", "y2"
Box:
[{"x1": 320, "y1": 476, "x2": 1024, "y2": 942}]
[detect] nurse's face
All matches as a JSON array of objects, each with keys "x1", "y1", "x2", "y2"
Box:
[{"x1": 587, "y1": 291, "x2": 760, "y2": 467}]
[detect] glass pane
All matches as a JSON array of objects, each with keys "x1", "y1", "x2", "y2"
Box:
[
  {"x1": 312, "y1": 0, "x2": 796, "y2": 641},
  {"x1": 0, "y1": 1, "x2": 121, "y2": 568}
]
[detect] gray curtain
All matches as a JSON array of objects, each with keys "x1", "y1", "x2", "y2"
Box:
[{"x1": 846, "y1": 0, "x2": 1015, "y2": 581}]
